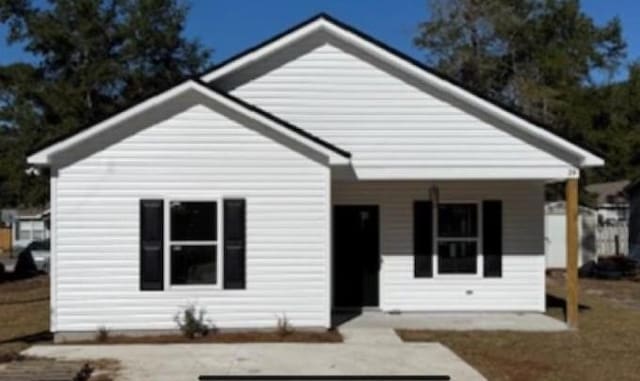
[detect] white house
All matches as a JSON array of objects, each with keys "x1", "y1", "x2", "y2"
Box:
[
  {"x1": 544, "y1": 202, "x2": 597, "y2": 269},
  {"x1": 28, "y1": 14, "x2": 602, "y2": 339},
  {"x1": 1, "y1": 207, "x2": 50, "y2": 249},
  {"x1": 585, "y1": 180, "x2": 630, "y2": 224}
]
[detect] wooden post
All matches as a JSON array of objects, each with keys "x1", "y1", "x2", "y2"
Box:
[{"x1": 566, "y1": 178, "x2": 579, "y2": 329}]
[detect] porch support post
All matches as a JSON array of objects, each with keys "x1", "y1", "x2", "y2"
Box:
[{"x1": 566, "y1": 178, "x2": 579, "y2": 329}]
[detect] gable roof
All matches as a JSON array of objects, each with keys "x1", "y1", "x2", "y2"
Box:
[
  {"x1": 200, "y1": 13, "x2": 604, "y2": 168},
  {"x1": 586, "y1": 180, "x2": 630, "y2": 205},
  {"x1": 28, "y1": 78, "x2": 350, "y2": 166}
]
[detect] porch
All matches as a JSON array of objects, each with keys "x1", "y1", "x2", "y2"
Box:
[
  {"x1": 330, "y1": 179, "x2": 581, "y2": 328},
  {"x1": 334, "y1": 310, "x2": 567, "y2": 332},
  {"x1": 331, "y1": 180, "x2": 547, "y2": 312}
]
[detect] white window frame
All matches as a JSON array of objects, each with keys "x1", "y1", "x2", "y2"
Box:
[
  {"x1": 18, "y1": 226, "x2": 32, "y2": 241},
  {"x1": 32, "y1": 227, "x2": 46, "y2": 240},
  {"x1": 433, "y1": 200, "x2": 483, "y2": 278},
  {"x1": 165, "y1": 197, "x2": 223, "y2": 290}
]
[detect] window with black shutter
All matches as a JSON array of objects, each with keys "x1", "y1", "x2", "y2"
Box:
[
  {"x1": 436, "y1": 203, "x2": 478, "y2": 274},
  {"x1": 140, "y1": 197, "x2": 248, "y2": 290},
  {"x1": 169, "y1": 201, "x2": 218, "y2": 285},
  {"x1": 140, "y1": 199, "x2": 164, "y2": 291},
  {"x1": 414, "y1": 201, "x2": 433, "y2": 277},
  {"x1": 223, "y1": 199, "x2": 246, "y2": 289}
]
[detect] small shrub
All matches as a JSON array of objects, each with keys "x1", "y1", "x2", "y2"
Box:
[
  {"x1": 96, "y1": 326, "x2": 109, "y2": 342},
  {"x1": 276, "y1": 314, "x2": 294, "y2": 337},
  {"x1": 174, "y1": 304, "x2": 211, "y2": 339}
]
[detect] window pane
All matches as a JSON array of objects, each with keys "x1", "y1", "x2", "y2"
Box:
[
  {"x1": 438, "y1": 241, "x2": 477, "y2": 274},
  {"x1": 18, "y1": 229, "x2": 31, "y2": 241},
  {"x1": 171, "y1": 245, "x2": 217, "y2": 285},
  {"x1": 438, "y1": 204, "x2": 477, "y2": 237},
  {"x1": 170, "y1": 202, "x2": 217, "y2": 241}
]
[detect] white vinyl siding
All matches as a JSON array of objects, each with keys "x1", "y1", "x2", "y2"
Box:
[
  {"x1": 333, "y1": 180, "x2": 546, "y2": 312},
  {"x1": 52, "y1": 94, "x2": 330, "y2": 332},
  {"x1": 224, "y1": 43, "x2": 574, "y2": 179}
]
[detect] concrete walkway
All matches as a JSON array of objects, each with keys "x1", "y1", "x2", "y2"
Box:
[
  {"x1": 23, "y1": 312, "x2": 565, "y2": 380},
  {"x1": 25, "y1": 338, "x2": 486, "y2": 381},
  {"x1": 337, "y1": 311, "x2": 568, "y2": 332},
  {"x1": 339, "y1": 327, "x2": 404, "y2": 344}
]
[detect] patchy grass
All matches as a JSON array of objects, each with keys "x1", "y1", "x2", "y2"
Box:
[
  {"x1": 0, "y1": 275, "x2": 51, "y2": 362},
  {"x1": 398, "y1": 276, "x2": 640, "y2": 381},
  {"x1": 578, "y1": 276, "x2": 640, "y2": 311},
  {"x1": 0, "y1": 356, "x2": 119, "y2": 381},
  {"x1": 86, "y1": 358, "x2": 121, "y2": 381},
  {"x1": 65, "y1": 329, "x2": 343, "y2": 344}
]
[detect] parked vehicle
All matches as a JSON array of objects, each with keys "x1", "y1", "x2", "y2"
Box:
[
  {"x1": 21, "y1": 239, "x2": 50, "y2": 273},
  {"x1": 579, "y1": 256, "x2": 639, "y2": 280}
]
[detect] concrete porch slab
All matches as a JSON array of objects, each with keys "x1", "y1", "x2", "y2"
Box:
[{"x1": 336, "y1": 311, "x2": 568, "y2": 332}]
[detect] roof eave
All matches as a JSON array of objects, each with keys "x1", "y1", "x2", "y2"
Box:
[
  {"x1": 580, "y1": 155, "x2": 605, "y2": 168},
  {"x1": 27, "y1": 79, "x2": 351, "y2": 167}
]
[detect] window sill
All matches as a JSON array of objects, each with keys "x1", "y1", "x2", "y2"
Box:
[
  {"x1": 166, "y1": 284, "x2": 222, "y2": 292},
  {"x1": 434, "y1": 273, "x2": 483, "y2": 278}
]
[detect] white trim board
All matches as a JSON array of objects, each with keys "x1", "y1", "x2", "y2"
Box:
[{"x1": 331, "y1": 166, "x2": 580, "y2": 181}]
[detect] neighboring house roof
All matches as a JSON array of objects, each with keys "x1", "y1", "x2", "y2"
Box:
[
  {"x1": 545, "y1": 201, "x2": 596, "y2": 215},
  {"x1": 0, "y1": 207, "x2": 49, "y2": 225},
  {"x1": 585, "y1": 180, "x2": 630, "y2": 205},
  {"x1": 28, "y1": 79, "x2": 350, "y2": 166},
  {"x1": 201, "y1": 13, "x2": 603, "y2": 168},
  {"x1": 625, "y1": 178, "x2": 640, "y2": 195},
  {"x1": 17, "y1": 207, "x2": 50, "y2": 219}
]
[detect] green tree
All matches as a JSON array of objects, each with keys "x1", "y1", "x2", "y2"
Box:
[
  {"x1": 569, "y1": 63, "x2": 640, "y2": 183},
  {"x1": 415, "y1": 0, "x2": 625, "y2": 124},
  {"x1": 414, "y1": 0, "x2": 520, "y2": 101},
  {"x1": 0, "y1": 0, "x2": 211, "y2": 207},
  {"x1": 415, "y1": 0, "x2": 635, "y2": 194}
]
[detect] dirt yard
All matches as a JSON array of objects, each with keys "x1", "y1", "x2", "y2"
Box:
[
  {"x1": 66, "y1": 330, "x2": 343, "y2": 344},
  {"x1": 399, "y1": 275, "x2": 640, "y2": 381},
  {"x1": 3, "y1": 273, "x2": 640, "y2": 380},
  {"x1": 0, "y1": 276, "x2": 122, "y2": 380},
  {"x1": 0, "y1": 276, "x2": 50, "y2": 362}
]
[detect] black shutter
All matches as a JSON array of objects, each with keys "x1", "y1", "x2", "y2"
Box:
[
  {"x1": 224, "y1": 199, "x2": 246, "y2": 289},
  {"x1": 140, "y1": 199, "x2": 164, "y2": 290},
  {"x1": 483, "y1": 200, "x2": 503, "y2": 277},
  {"x1": 414, "y1": 201, "x2": 433, "y2": 277}
]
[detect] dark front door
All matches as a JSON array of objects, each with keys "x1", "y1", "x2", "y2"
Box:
[{"x1": 333, "y1": 205, "x2": 379, "y2": 307}]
